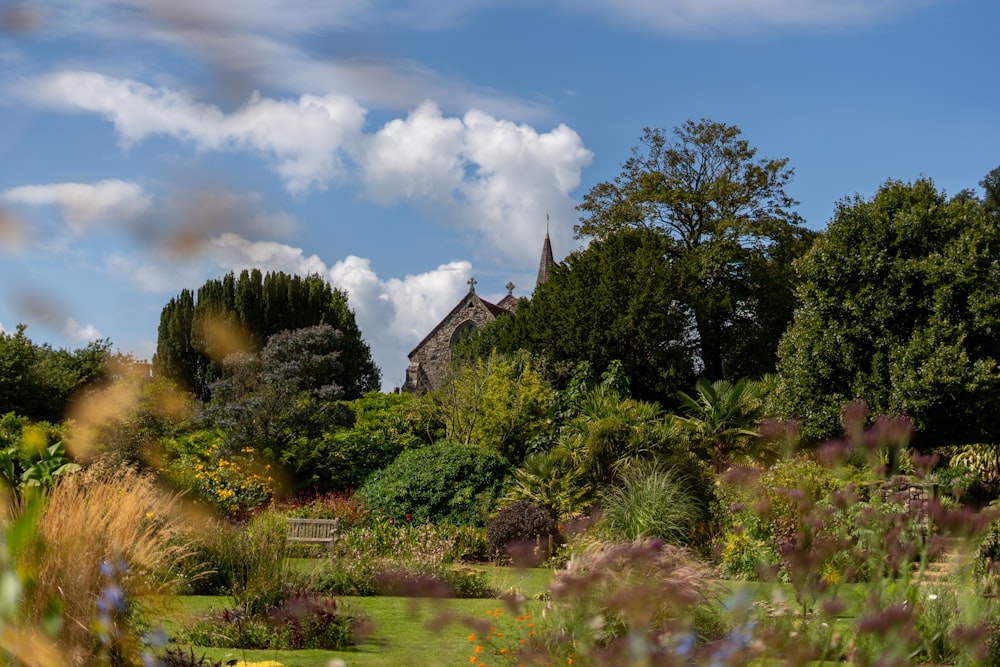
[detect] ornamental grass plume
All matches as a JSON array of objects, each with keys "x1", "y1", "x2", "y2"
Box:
[{"x1": 20, "y1": 464, "x2": 197, "y2": 665}]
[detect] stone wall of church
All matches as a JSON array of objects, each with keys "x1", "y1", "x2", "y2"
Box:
[{"x1": 403, "y1": 293, "x2": 500, "y2": 392}]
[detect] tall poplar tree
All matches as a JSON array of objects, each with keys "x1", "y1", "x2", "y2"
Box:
[{"x1": 154, "y1": 271, "x2": 380, "y2": 398}]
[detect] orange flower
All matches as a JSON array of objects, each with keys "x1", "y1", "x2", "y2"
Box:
[
  {"x1": 468, "y1": 634, "x2": 476, "y2": 642},
  {"x1": 475, "y1": 646, "x2": 483, "y2": 654}
]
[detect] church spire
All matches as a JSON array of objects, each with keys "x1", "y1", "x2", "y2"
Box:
[{"x1": 535, "y1": 216, "x2": 555, "y2": 289}]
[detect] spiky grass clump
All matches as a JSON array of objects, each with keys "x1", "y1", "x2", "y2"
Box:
[
  {"x1": 599, "y1": 460, "x2": 702, "y2": 544},
  {"x1": 21, "y1": 466, "x2": 195, "y2": 665}
]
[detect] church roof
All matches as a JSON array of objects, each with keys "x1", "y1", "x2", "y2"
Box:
[
  {"x1": 536, "y1": 231, "x2": 555, "y2": 288},
  {"x1": 406, "y1": 288, "x2": 506, "y2": 359}
]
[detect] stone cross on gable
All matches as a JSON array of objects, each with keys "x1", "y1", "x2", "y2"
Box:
[
  {"x1": 506, "y1": 281, "x2": 515, "y2": 295},
  {"x1": 467, "y1": 277, "x2": 477, "y2": 292}
]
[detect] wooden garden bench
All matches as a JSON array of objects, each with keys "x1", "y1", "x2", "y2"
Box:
[{"x1": 286, "y1": 518, "x2": 339, "y2": 543}]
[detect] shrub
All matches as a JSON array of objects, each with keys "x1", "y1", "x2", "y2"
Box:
[
  {"x1": 443, "y1": 566, "x2": 494, "y2": 599},
  {"x1": 162, "y1": 429, "x2": 276, "y2": 520},
  {"x1": 445, "y1": 525, "x2": 488, "y2": 563},
  {"x1": 182, "y1": 594, "x2": 360, "y2": 651},
  {"x1": 599, "y1": 460, "x2": 702, "y2": 544},
  {"x1": 932, "y1": 464, "x2": 986, "y2": 503},
  {"x1": 178, "y1": 521, "x2": 245, "y2": 596},
  {"x1": 975, "y1": 511, "x2": 1000, "y2": 596},
  {"x1": 303, "y1": 522, "x2": 495, "y2": 598},
  {"x1": 487, "y1": 500, "x2": 559, "y2": 565},
  {"x1": 355, "y1": 441, "x2": 510, "y2": 527}
]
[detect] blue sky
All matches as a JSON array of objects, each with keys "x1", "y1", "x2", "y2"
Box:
[{"x1": 1, "y1": 0, "x2": 998, "y2": 390}]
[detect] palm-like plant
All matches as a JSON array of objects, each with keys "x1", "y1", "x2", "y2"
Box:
[
  {"x1": 675, "y1": 377, "x2": 772, "y2": 472},
  {"x1": 501, "y1": 451, "x2": 592, "y2": 520},
  {"x1": 556, "y1": 386, "x2": 681, "y2": 487}
]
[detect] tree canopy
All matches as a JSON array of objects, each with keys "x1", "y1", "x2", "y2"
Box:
[
  {"x1": 777, "y1": 176, "x2": 1000, "y2": 445},
  {"x1": 461, "y1": 228, "x2": 695, "y2": 402},
  {"x1": 0, "y1": 325, "x2": 113, "y2": 422},
  {"x1": 462, "y1": 121, "x2": 812, "y2": 398},
  {"x1": 154, "y1": 270, "x2": 380, "y2": 399},
  {"x1": 576, "y1": 120, "x2": 815, "y2": 381}
]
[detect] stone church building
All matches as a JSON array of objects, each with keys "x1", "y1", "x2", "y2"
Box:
[{"x1": 402, "y1": 232, "x2": 556, "y2": 392}]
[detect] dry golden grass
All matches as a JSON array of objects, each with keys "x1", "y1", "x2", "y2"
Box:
[{"x1": 21, "y1": 465, "x2": 196, "y2": 665}]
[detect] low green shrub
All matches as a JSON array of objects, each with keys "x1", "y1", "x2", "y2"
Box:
[
  {"x1": 301, "y1": 522, "x2": 496, "y2": 598},
  {"x1": 179, "y1": 521, "x2": 245, "y2": 595},
  {"x1": 487, "y1": 500, "x2": 559, "y2": 565},
  {"x1": 443, "y1": 565, "x2": 494, "y2": 599},
  {"x1": 446, "y1": 525, "x2": 488, "y2": 563},
  {"x1": 179, "y1": 594, "x2": 360, "y2": 650},
  {"x1": 181, "y1": 510, "x2": 288, "y2": 612},
  {"x1": 975, "y1": 509, "x2": 1000, "y2": 597},
  {"x1": 233, "y1": 510, "x2": 289, "y2": 616},
  {"x1": 356, "y1": 441, "x2": 509, "y2": 527}
]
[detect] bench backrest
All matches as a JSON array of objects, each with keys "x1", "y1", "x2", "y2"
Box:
[{"x1": 286, "y1": 517, "x2": 339, "y2": 542}]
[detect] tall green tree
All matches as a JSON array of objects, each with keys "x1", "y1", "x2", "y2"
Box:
[
  {"x1": 0, "y1": 325, "x2": 113, "y2": 422},
  {"x1": 777, "y1": 176, "x2": 1000, "y2": 445},
  {"x1": 576, "y1": 120, "x2": 815, "y2": 379},
  {"x1": 463, "y1": 228, "x2": 696, "y2": 402},
  {"x1": 154, "y1": 271, "x2": 380, "y2": 398}
]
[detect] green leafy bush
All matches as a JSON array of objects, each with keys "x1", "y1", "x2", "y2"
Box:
[
  {"x1": 487, "y1": 500, "x2": 559, "y2": 565},
  {"x1": 758, "y1": 455, "x2": 840, "y2": 558},
  {"x1": 162, "y1": 429, "x2": 276, "y2": 519},
  {"x1": 443, "y1": 565, "x2": 493, "y2": 598},
  {"x1": 280, "y1": 392, "x2": 426, "y2": 493},
  {"x1": 356, "y1": 441, "x2": 509, "y2": 527},
  {"x1": 975, "y1": 511, "x2": 1000, "y2": 597}
]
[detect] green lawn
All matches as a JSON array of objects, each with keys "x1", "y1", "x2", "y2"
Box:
[
  {"x1": 150, "y1": 571, "x2": 868, "y2": 666},
  {"x1": 151, "y1": 564, "x2": 555, "y2": 667},
  {"x1": 154, "y1": 594, "x2": 540, "y2": 667},
  {"x1": 286, "y1": 558, "x2": 555, "y2": 598}
]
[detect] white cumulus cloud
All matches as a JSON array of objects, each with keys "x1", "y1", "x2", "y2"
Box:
[
  {"x1": 0, "y1": 179, "x2": 152, "y2": 232},
  {"x1": 27, "y1": 72, "x2": 367, "y2": 193},
  {"x1": 360, "y1": 102, "x2": 592, "y2": 265},
  {"x1": 330, "y1": 254, "x2": 473, "y2": 388},
  {"x1": 206, "y1": 233, "x2": 330, "y2": 276},
  {"x1": 22, "y1": 73, "x2": 591, "y2": 267},
  {"x1": 63, "y1": 317, "x2": 103, "y2": 342}
]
